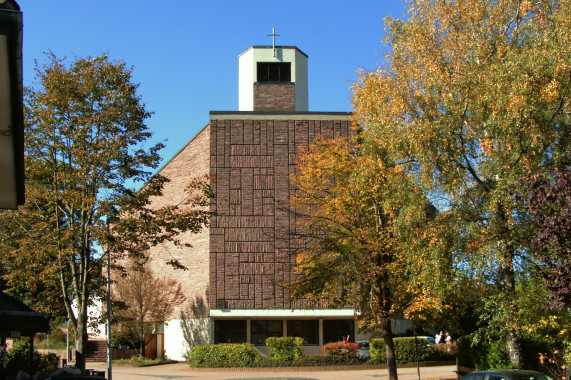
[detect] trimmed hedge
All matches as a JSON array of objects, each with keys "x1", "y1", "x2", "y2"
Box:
[
  {"x1": 322, "y1": 341, "x2": 359, "y2": 359},
  {"x1": 266, "y1": 337, "x2": 304, "y2": 361},
  {"x1": 187, "y1": 343, "x2": 260, "y2": 367},
  {"x1": 370, "y1": 337, "x2": 436, "y2": 363}
]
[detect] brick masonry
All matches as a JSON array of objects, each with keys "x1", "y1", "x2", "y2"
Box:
[
  {"x1": 146, "y1": 115, "x2": 353, "y2": 319},
  {"x1": 209, "y1": 116, "x2": 352, "y2": 310},
  {"x1": 146, "y1": 125, "x2": 211, "y2": 319},
  {"x1": 253, "y1": 83, "x2": 295, "y2": 111}
]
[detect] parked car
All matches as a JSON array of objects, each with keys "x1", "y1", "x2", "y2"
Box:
[
  {"x1": 463, "y1": 370, "x2": 551, "y2": 380},
  {"x1": 356, "y1": 340, "x2": 370, "y2": 359},
  {"x1": 416, "y1": 335, "x2": 436, "y2": 345}
]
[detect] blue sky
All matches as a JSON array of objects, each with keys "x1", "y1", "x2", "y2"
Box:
[{"x1": 20, "y1": 0, "x2": 406, "y2": 164}]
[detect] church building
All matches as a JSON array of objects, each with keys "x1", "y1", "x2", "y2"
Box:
[{"x1": 147, "y1": 41, "x2": 370, "y2": 361}]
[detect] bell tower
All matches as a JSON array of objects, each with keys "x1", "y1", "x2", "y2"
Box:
[{"x1": 238, "y1": 31, "x2": 308, "y2": 112}]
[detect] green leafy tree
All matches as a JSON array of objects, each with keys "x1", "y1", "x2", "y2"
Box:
[
  {"x1": 289, "y1": 134, "x2": 452, "y2": 380},
  {"x1": 0, "y1": 53, "x2": 210, "y2": 371},
  {"x1": 352, "y1": 0, "x2": 571, "y2": 367}
]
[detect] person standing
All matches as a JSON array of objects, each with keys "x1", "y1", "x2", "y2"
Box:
[
  {"x1": 435, "y1": 331, "x2": 443, "y2": 344},
  {"x1": 445, "y1": 332, "x2": 452, "y2": 351}
]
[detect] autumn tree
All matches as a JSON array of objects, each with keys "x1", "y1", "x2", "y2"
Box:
[
  {"x1": 352, "y1": 0, "x2": 571, "y2": 367},
  {"x1": 111, "y1": 258, "x2": 185, "y2": 356},
  {"x1": 289, "y1": 134, "x2": 452, "y2": 380},
  {"x1": 0, "y1": 53, "x2": 210, "y2": 371}
]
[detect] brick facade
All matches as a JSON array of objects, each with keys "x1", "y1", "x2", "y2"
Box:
[
  {"x1": 146, "y1": 125, "x2": 211, "y2": 319},
  {"x1": 253, "y1": 83, "x2": 295, "y2": 111},
  {"x1": 145, "y1": 114, "x2": 353, "y2": 319},
  {"x1": 124, "y1": 45, "x2": 371, "y2": 359},
  {"x1": 208, "y1": 113, "x2": 352, "y2": 310}
]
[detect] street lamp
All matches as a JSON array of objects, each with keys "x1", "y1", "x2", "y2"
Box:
[
  {"x1": 0, "y1": 0, "x2": 23, "y2": 209},
  {"x1": 106, "y1": 216, "x2": 119, "y2": 380}
]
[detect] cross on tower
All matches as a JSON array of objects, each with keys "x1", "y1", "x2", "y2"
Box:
[{"x1": 267, "y1": 27, "x2": 280, "y2": 57}]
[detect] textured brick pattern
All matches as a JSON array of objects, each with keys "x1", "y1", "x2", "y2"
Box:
[
  {"x1": 146, "y1": 125, "x2": 211, "y2": 319},
  {"x1": 253, "y1": 83, "x2": 295, "y2": 111},
  {"x1": 209, "y1": 117, "x2": 352, "y2": 310}
]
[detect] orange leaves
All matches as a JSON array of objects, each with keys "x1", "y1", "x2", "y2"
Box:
[
  {"x1": 540, "y1": 79, "x2": 561, "y2": 103},
  {"x1": 289, "y1": 128, "x2": 452, "y2": 334},
  {"x1": 480, "y1": 138, "x2": 494, "y2": 156}
]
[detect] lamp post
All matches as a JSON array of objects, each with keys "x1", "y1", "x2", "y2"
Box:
[
  {"x1": 106, "y1": 216, "x2": 119, "y2": 380},
  {"x1": 0, "y1": 0, "x2": 24, "y2": 210}
]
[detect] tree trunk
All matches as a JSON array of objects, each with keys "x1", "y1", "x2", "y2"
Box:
[
  {"x1": 140, "y1": 320, "x2": 145, "y2": 357},
  {"x1": 75, "y1": 323, "x2": 88, "y2": 373},
  {"x1": 497, "y1": 203, "x2": 523, "y2": 369},
  {"x1": 506, "y1": 330, "x2": 522, "y2": 368},
  {"x1": 499, "y1": 257, "x2": 522, "y2": 367},
  {"x1": 74, "y1": 294, "x2": 89, "y2": 373},
  {"x1": 381, "y1": 317, "x2": 398, "y2": 380}
]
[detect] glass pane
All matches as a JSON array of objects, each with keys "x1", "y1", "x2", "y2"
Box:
[
  {"x1": 323, "y1": 319, "x2": 354, "y2": 343},
  {"x1": 488, "y1": 376, "x2": 509, "y2": 380},
  {"x1": 251, "y1": 320, "x2": 266, "y2": 333},
  {"x1": 267, "y1": 320, "x2": 283, "y2": 333},
  {"x1": 215, "y1": 320, "x2": 246, "y2": 344},
  {"x1": 280, "y1": 63, "x2": 291, "y2": 82},
  {"x1": 287, "y1": 320, "x2": 318, "y2": 345},
  {"x1": 250, "y1": 320, "x2": 283, "y2": 345},
  {"x1": 257, "y1": 62, "x2": 291, "y2": 82}
]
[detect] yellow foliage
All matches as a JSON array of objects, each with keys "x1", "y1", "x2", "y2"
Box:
[{"x1": 541, "y1": 79, "x2": 560, "y2": 103}]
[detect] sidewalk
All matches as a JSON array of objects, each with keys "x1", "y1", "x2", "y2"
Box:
[{"x1": 89, "y1": 362, "x2": 458, "y2": 380}]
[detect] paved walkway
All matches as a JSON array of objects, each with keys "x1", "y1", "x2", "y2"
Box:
[{"x1": 88, "y1": 362, "x2": 458, "y2": 380}]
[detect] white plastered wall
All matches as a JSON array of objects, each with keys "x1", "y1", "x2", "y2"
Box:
[{"x1": 164, "y1": 318, "x2": 213, "y2": 361}]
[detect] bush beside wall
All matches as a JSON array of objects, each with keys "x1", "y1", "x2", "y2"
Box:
[
  {"x1": 187, "y1": 343, "x2": 259, "y2": 367},
  {"x1": 370, "y1": 337, "x2": 436, "y2": 364},
  {"x1": 322, "y1": 342, "x2": 359, "y2": 359},
  {"x1": 265, "y1": 337, "x2": 304, "y2": 361}
]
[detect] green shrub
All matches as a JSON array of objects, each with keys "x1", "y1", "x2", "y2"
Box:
[
  {"x1": 34, "y1": 329, "x2": 68, "y2": 349},
  {"x1": 1, "y1": 340, "x2": 59, "y2": 378},
  {"x1": 456, "y1": 335, "x2": 512, "y2": 370},
  {"x1": 370, "y1": 337, "x2": 437, "y2": 364},
  {"x1": 457, "y1": 335, "x2": 478, "y2": 368},
  {"x1": 187, "y1": 343, "x2": 259, "y2": 367},
  {"x1": 457, "y1": 334, "x2": 549, "y2": 371},
  {"x1": 265, "y1": 337, "x2": 304, "y2": 361},
  {"x1": 432, "y1": 342, "x2": 458, "y2": 361},
  {"x1": 322, "y1": 342, "x2": 358, "y2": 359}
]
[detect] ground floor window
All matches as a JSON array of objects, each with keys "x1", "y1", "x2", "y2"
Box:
[
  {"x1": 287, "y1": 320, "x2": 318, "y2": 345},
  {"x1": 323, "y1": 319, "x2": 354, "y2": 343},
  {"x1": 213, "y1": 318, "x2": 356, "y2": 346},
  {"x1": 251, "y1": 320, "x2": 283, "y2": 345},
  {"x1": 214, "y1": 320, "x2": 246, "y2": 343}
]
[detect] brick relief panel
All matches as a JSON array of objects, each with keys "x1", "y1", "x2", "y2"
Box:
[{"x1": 209, "y1": 117, "x2": 352, "y2": 309}]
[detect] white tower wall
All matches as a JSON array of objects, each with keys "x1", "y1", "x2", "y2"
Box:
[{"x1": 238, "y1": 46, "x2": 308, "y2": 111}]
